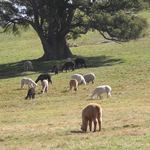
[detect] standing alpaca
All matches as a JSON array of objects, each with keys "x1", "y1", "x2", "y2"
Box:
[
  {"x1": 71, "y1": 74, "x2": 86, "y2": 85},
  {"x1": 35, "y1": 73, "x2": 52, "y2": 84},
  {"x1": 69, "y1": 79, "x2": 78, "y2": 91},
  {"x1": 41, "y1": 79, "x2": 49, "y2": 93},
  {"x1": 24, "y1": 61, "x2": 33, "y2": 71},
  {"x1": 91, "y1": 85, "x2": 112, "y2": 99},
  {"x1": 25, "y1": 87, "x2": 35, "y2": 100},
  {"x1": 21, "y1": 77, "x2": 37, "y2": 89},
  {"x1": 81, "y1": 103, "x2": 102, "y2": 132}
]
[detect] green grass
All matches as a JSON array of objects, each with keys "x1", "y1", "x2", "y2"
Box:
[{"x1": 0, "y1": 10, "x2": 150, "y2": 150}]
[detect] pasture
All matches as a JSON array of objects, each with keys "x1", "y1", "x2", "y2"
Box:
[{"x1": 0, "y1": 10, "x2": 150, "y2": 149}]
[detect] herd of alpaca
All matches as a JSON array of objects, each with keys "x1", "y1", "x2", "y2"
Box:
[{"x1": 22, "y1": 58, "x2": 112, "y2": 132}]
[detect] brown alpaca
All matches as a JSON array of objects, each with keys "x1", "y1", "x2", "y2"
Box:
[
  {"x1": 69, "y1": 79, "x2": 78, "y2": 91},
  {"x1": 81, "y1": 103, "x2": 102, "y2": 132}
]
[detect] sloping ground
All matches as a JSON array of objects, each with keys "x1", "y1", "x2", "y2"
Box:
[{"x1": 0, "y1": 10, "x2": 150, "y2": 150}]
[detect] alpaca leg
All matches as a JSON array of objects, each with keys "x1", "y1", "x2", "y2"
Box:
[
  {"x1": 89, "y1": 120, "x2": 92, "y2": 131},
  {"x1": 70, "y1": 85, "x2": 72, "y2": 91},
  {"x1": 46, "y1": 86, "x2": 48, "y2": 93},
  {"x1": 98, "y1": 118, "x2": 102, "y2": 131},
  {"x1": 42, "y1": 86, "x2": 46, "y2": 93},
  {"x1": 93, "y1": 120, "x2": 97, "y2": 132},
  {"x1": 32, "y1": 94, "x2": 35, "y2": 99},
  {"x1": 98, "y1": 94, "x2": 102, "y2": 99}
]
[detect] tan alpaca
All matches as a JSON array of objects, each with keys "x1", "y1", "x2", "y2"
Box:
[
  {"x1": 69, "y1": 79, "x2": 78, "y2": 91},
  {"x1": 81, "y1": 103, "x2": 102, "y2": 132}
]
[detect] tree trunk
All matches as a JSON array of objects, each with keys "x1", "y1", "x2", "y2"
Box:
[{"x1": 39, "y1": 35, "x2": 72, "y2": 60}]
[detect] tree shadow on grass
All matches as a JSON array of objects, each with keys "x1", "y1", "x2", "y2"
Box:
[
  {"x1": 0, "y1": 55, "x2": 124, "y2": 80},
  {"x1": 84, "y1": 55, "x2": 123, "y2": 68}
]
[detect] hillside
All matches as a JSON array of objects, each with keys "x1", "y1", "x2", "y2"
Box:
[{"x1": 0, "y1": 10, "x2": 150, "y2": 150}]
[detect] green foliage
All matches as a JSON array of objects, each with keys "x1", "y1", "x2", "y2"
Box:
[{"x1": 0, "y1": 0, "x2": 149, "y2": 41}]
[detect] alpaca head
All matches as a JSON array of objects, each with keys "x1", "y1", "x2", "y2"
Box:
[{"x1": 81, "y1": 124, "x2": 87, "y2": 132}]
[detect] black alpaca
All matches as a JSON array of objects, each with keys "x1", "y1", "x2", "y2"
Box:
[
  {"x1": 61, "y1": 62, "x2": 75, "y2": 72},
  {"x1": 75, "y1": 58, "x2": 86, "y2": 68},
  {"x1": 51, "y1": 65, "x2": 59, "y2": 75},
  {"x1": 35, "y1": 73, "x2": 52, "y2": 84},
  {"x1": 25, "y1": 87, "x2": 35, "y2": 100}
]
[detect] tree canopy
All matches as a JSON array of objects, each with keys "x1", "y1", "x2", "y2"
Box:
[{"x1": 0, "y1": 0, "x2": 148, "y2": 60}]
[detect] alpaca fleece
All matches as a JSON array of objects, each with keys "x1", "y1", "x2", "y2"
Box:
[
  {"x1": 83, "y1": 73, "x2": 96, "y2": 84},
  {"x1": 71, "y1": 74, "x2": 86, "y2": 85},
  {"x1": 81, "y1": 103, "x2": 102, "y2": 132},
  {"x1": 21, "y1": 77, "x2": 37, "y2": 89},
  {"x1": 35, "y1": 73, "x2": 52, "y2": 84},
  {"x1": 69, "y1": 79, "x2": 78, "y2": 91},
  {"x1": 24, "y1": 61, "x2": 33, "y2": 71},
  {"x1": 75, "y1": 58, "x2": 86, "y2": 68},
  {"x1": 41, "y1": 79, "x2": 49, "y2": 93},
  {"x1": 91, "y1": 85, "x2": 112, "y2": 99},
  {"x1": 25, "y1": 87, "x2": 35, "y2": 99},
  {"x1": 61, "y1": 62, "x2": 75, "y2": 72}
]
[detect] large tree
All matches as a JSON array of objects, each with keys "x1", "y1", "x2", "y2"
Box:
[{"x1": 0, "y1": 0, "x2": 148, "y2": 60}]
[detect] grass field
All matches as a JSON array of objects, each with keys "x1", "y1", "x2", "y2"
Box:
[{"x1": 0, "y1": 11, "x2": 150, "y2": 150}]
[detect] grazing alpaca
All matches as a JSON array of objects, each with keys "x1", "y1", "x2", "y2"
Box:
[
  {"x1": 91, "y1": 85, "x2": 112, "y2": 99},
  {"x1": 35, "y1": 73, "x2": 52, "y2": 84},
  {"x1": 81, "y1": 103, "x2": 102, "y2": 132},
  {"x1": 24, "y1": 61, "x2": 33, "y2": 71},
  {"x1": 75, "y1": 58, "x2": 86, "y2": 68},
  {"x1": 41, "y1": 79, "x2": 49, "y2": 93},
  {"x1": 21, "y1": 77, "x2": 37, "y2": 89},
  {"x1": 83, "y1": 73, "x2": 96, "y2": 84},
  {"x1": 61, "y1": 62, "x2": 75, "y2": 72},
  {"x1": 25, "y1": 87, "x2": 35, "y2": 99},
  {"x1": 69, "y1": 79, "x2": 78, "y2": 91},
  {"x1": 71, "y1": 74, "x2": 86, "y2": 85}
]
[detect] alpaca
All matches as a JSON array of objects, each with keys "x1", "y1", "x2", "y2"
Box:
[
  {"x1": 81, "y1": 103, "x2": 102, "y2": 132},
  {"x1": 69, "y1": 79, "x2": 78, "y2": 91},
  {"x1": 51, "y1": 65, "x2": 59, "y2": 75},
  {"x1": 83, "y1": 73, "x2": 96, "y2": 84},
  {"x1": 25, "y1": 87, "x2": 35, "y2": 99},
  {"x1": 35, "y1": 73, "x2": 52, "y2": 84},
  {"x1": 75, "y1": 58, "x2": 86, "y2": 68},
  {"x1": 41, "y1": 79, "x2": 49, "y2": 93},
  {"x1": 61, "y1": 62, "x2": 75, "y2": 72},
  {"x1": 91, "y1": 85, "x2": 112, "y2": 99},
  {"x1": 71, "y1": 74, "x2": 86, "y2": 85},
  {"x1": 21, "y1": 77, "x2": 37, "y2": 89},
  {"x1": 23, "y1": 61, "x2": 33, "y2": 71}
]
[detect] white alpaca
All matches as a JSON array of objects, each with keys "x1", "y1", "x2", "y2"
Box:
[
  {"x1": 21, "y1": 77, "x2": 37, "y2": 89},
  {"x1": 24, "y1": 61, "x2": 33, "y2": 71},
  {"x1": 41, "y1": 79, "x2": 48, "y2": 93},
  {"x1": 91, "y1": 85, "x2": 112, "y2": 99},
  {"x1": 71, "y1": 74, "x2": 86, "y2": 85},
  {"x1": 83, "y1": 73, "x2": 96, "y2": 84}
]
